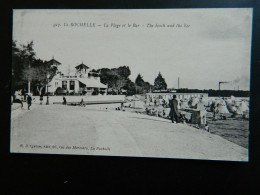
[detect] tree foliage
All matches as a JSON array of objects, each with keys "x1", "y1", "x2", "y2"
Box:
[
  {"x1": 135, "y1": 74, "x2": 144, "y2": 86},
  {"x1": 154, "y1": 72, "x2": 167, "y2": 90},
  {"x1": 12, "y1": 40, "x2": 58, "y2": 95},
  {"x1": 135, "y1": 74, "x2": 152, "y2": 94},
  {"x1": 97, "y1": 66, "x2": 132, "y2": 94}
]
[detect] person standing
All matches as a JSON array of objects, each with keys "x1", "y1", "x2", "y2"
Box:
[
  {"x1": 121, "y1": 102, "x2": 124, "y2": 111},
  {"x1": 27, "y1": 95, "x2": 32, "y2": 110},
  {"x1": 169, "y1": 95, "x2": 181, "y2": 123},
  {"x1": 63, "y1": 96, "x2": 67, "y2": 105}
]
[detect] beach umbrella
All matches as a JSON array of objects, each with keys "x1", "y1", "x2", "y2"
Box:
[{"x1": 180, "y1": 99, "x2": 189, "y2": 109}]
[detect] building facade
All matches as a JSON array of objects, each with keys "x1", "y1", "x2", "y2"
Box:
[{"x1": 47, "y1": 60, "x2": 107, "y2": 95}]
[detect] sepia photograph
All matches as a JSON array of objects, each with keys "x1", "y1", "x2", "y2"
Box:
[{"x1": 10, "y1": 9, "x2": 252, "y2": 161}]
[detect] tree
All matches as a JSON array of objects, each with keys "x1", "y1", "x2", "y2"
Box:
[
  {"x1": 123, "y1": 79, "x2": 136, "y2": 96},
  {"x1": 143, "y1": 81, "x2": 152, "y2": 93},
  {"x1": 12, "y1": 41, "x2": 36, "y2": 93},
  {"x1": 135, "y1": 74, "x2": 145, "y2": 87},
  {"x1": 154, "y1": 72, "x2": 167, "y2": 90},
  {"x1": 98, "y1": 66, "x2": 131, "y2": 94},
  {"x1": 12, "y1": 40, "x2": 58, "y2": 95},
  {"x1": 12, "y1": 41, "x2": 23, "y2": 92},
  {"x1": 117, "y1": 66, "x2": 131, "y2": 80}
]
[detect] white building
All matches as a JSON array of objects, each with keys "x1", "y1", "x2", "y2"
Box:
[{"x1": 47, "y1": 59, "x2": 107, "y2": 95}]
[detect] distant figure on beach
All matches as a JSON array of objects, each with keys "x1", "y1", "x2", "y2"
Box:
[
  {"x1": 205, "y1": 123, "x2": 210, "y2": 132},
  {"x1": 154, "y1": 99, "x2": 157, "y2": 106},
  {"x1": 169, "y1": 95, "x2": 181, "y2": 123},
  {"x1": 63, "y1": 96, "x2": 67, "y2": 105},
  {"x1": 80, "y1": 98, "x2": 84, "y2": 106},
  {"x1": 211, "y1": 103, "x2": 217, "y2": 121},
  {"x1": 162, "y1": 99, "x2": 166, "y2": 107},
  {"x1": 27, "y1": 95, "x2": 32, "y2": 110},
  {"x1": 40, "y1": 94, "x2": 43, "y2": 105}
]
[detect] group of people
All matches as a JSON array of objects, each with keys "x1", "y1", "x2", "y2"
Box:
[
  {"x1": 12, "y1": 94, "x2": 32, "y2": 110},
  {"x1": 145, "y1": 97, "x2": 167, "y2": 107},
  {"x1": 145, "y1": 95, "x2": 184, "y2": 124}
]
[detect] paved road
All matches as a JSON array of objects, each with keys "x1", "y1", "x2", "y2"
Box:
[{"x1": 11, "y1": 104, "x2": 248, "y2": 161}]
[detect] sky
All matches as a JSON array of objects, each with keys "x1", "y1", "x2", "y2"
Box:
[{"x1": 13, "y1": 9, "x2": 252, "y2": 90}]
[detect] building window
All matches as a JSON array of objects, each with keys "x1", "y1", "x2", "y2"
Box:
[
  {"x1": 70, "y1": 81, "x2": 75, "y2": 90},
  {"x1": 62, "y1": 81, "x2": 67, "y2": 89}
]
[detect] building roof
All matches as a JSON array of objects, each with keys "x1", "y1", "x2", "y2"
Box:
[
  {"x1": 46, "y1": 58, "x2": 61, "y2": 66},
  {"x1": 78, "y1": 78, "x2": 107, "y2": 89},
  {"x1": 75, "y1": 63, "x2": 89, "y2": 70}
]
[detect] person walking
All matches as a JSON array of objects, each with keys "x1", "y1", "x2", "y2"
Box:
[
  {"x1": 27, "y1": 95, "x2": 32, "y2": 110},
  {"x1": 40, "y1": 94, "x2": 43, "y2": 105},
  {"x1": 169, "y1": 95, "x2": 181, "y2": 123}
]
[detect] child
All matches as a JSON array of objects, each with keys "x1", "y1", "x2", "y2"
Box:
[{"x1": 205, "y1": 124, "x2": 210, "y2": 132}]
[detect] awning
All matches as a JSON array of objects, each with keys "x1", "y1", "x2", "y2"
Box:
[{"x1": 77, "y1": 78, "x2": 107, "y2": 88}]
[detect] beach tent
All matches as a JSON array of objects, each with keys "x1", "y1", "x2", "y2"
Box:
[
  {"x1": 240, "y1": 101, "x2": 249, "y2": 112},
  {"x1": 200, "y1": 96, "x2": 210, "y2": 107},
  {"x1": 180, "y1": 99, "x2": 189, "y2": 109},
  {"x1": 131, "y1": 96, "x2": 145, "y2": 108},
  {"x1": 194, "y1": 102, "x2": 206, "y2": 111},
  {"x1": 226, "y1": 102, "x2": 237, "y2": 113},
  {"x1": 230, "y1": 95, "x2": 236, "y2": 104},
  {"x1": 207, "y1": 98, "x2": 214, "y2": 108},
  {"x1": 215, "y1": 101, "x2": 230, "y2": 114},
  {"x1": 225, "y1": 98, "x2": 233, "y2": 105},
  {"x1": 234, "y1": 100, "x2": 242, "y2": 107},
  {"x1": 189, "y1": 97, "x2": 199, "y2": 107},
  {"x1": 213, "y1": 98, "x2": 223, "y2": 105},
  {"x1": 235, "y1": 101, "x2": 249, "y2": 114}
]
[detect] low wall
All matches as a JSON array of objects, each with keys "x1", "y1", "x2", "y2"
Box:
[{"x1": 31, "y1": 95, "x2": 126, "y2": 104}]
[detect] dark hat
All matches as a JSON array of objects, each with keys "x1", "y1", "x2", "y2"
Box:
[{"x1": 173, "y1": 95, "x2": 177, "y2": 99}]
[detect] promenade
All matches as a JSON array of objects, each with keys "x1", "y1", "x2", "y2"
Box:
[{"x1": 10, "y1": 103, "x2": 248, "y2": 161}]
